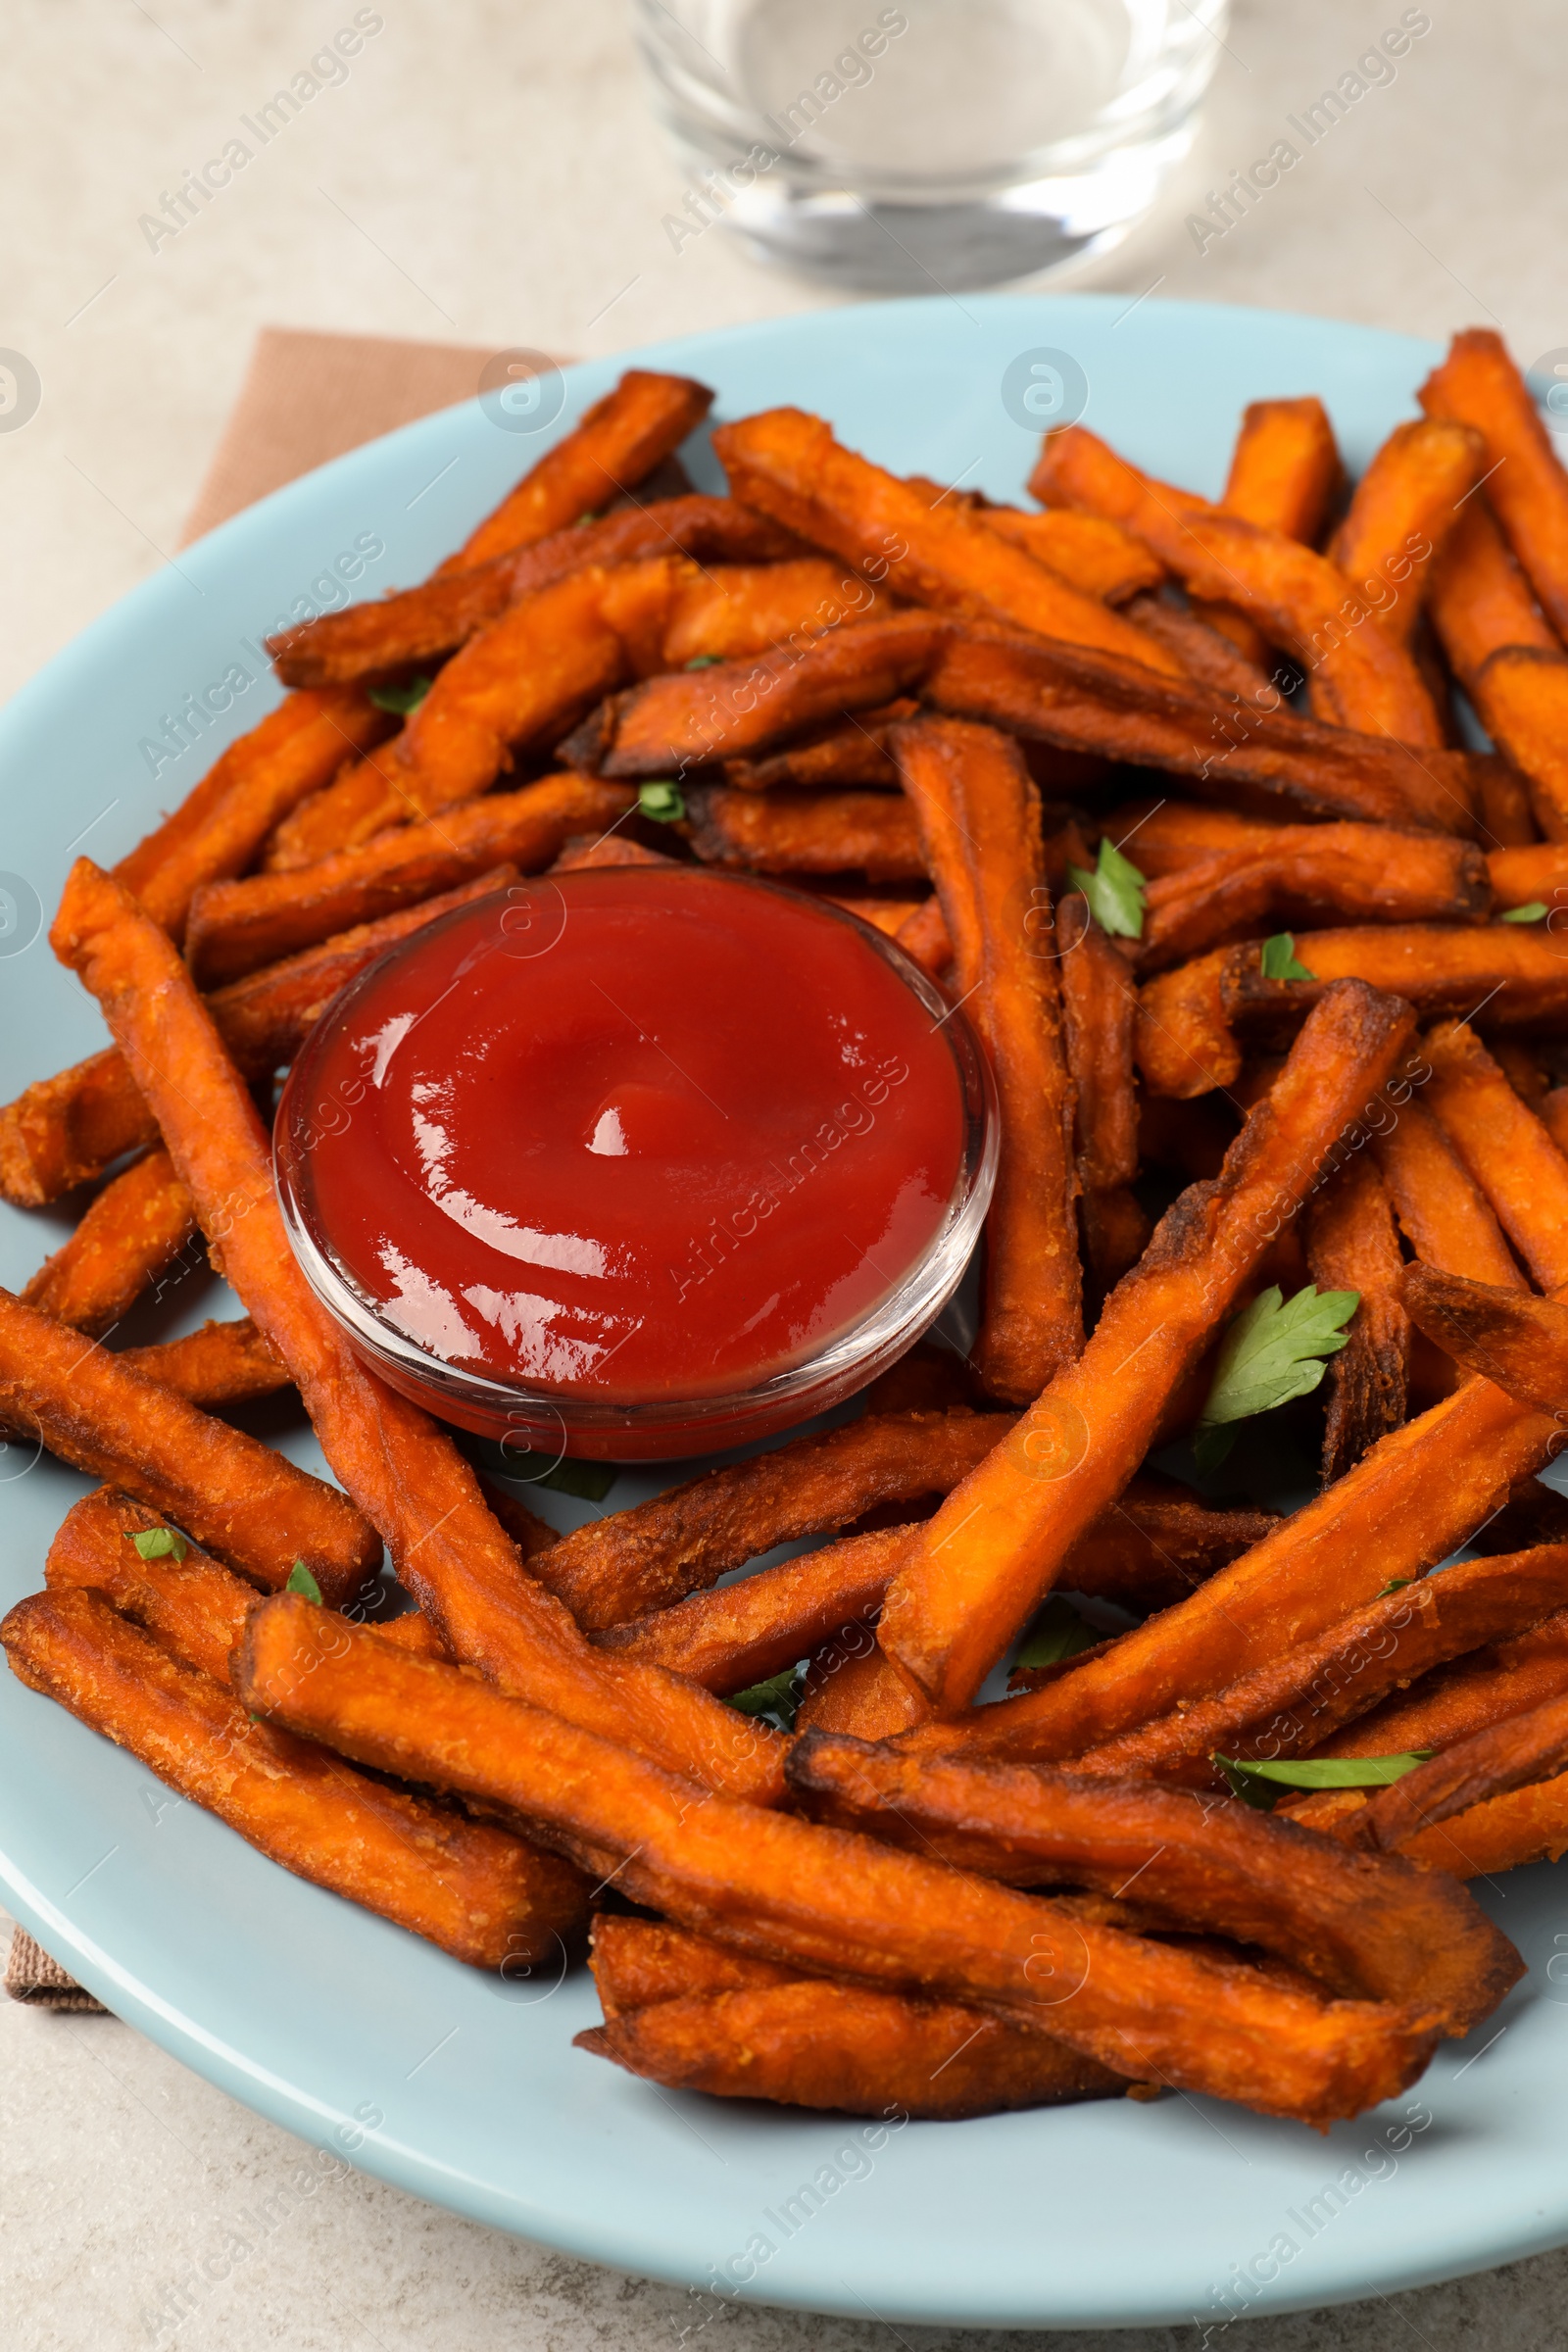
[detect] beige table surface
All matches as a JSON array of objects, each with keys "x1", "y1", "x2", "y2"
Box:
[{"x1": 5, "y1": 1, "x2": 1568, "y2": 2345}]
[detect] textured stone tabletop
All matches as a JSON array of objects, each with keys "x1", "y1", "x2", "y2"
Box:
[{"x1": 5, "y1": 2, "x2": 1568, "y2": 2345}]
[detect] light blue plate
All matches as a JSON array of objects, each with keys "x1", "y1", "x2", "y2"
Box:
[{"x1": 3, "y1": 294, "x2": 1566, "y2": 2333}]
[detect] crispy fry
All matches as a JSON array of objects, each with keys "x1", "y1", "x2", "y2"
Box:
[
  {"x1": 796, "y1": 1635, "x2": 929, "y2": 1738},
  {"x1": 1306, "y1": 1154, "x2": 1408, "y2": 1483},
  {"x1": 22, "y1": 1148, "x2": 196, "y2": 1336},
  {"x1": 1419, "y1": 329, "x2": 1568, "y2": 643},
  {"x1": 973, "y1": 508, "x2": 1162, "y2": 605},
  {"x1": 719, "y1": 699, "x2": 916, "y2": 791},
  {"x1": 536, "y1": 1409, "x2": 1011, "y2": 1632},
  {"x1": 684, "y1": 787, "x2": 925, "y2": 880},
  {"x1": 1371, "y1": 1093, "x2": 1525, "y2": 1290},
  {"x1": 238, "y1": 1595, "x2": 1444, "y2": 2126},
  {"x1": 786, "y1": 1733, "x2": 1517, "y2": 2033},
  {"x1": 579, "y1": 1979, "x2": 1126, "y2": 2119},
  {"x1": 1466, "y1": 651, "x2": 1568, "y2": 843},
  {"x1": 712, "y1": 409, "x2": 1183, "y2": 673},
  {"x1": 892, "y1": 891, "x2": 954, "y2": 978},
  {"x1": 921, "y1": 627, "x2": 1480, "y2": 835},
  {"x1": 1192, "y1": 397, "x2": 1345, "y2": 661},
  {"x1": 1390, "y1": 1772, "x2": 1568, "y2": 1877},
  {"x1": 268, "y1": 496, "x2": 796, "y2": 687},
  {"x1": 564, "y1": 611, "x2": 951, "y2": 778},
  {"x1": 877, "y1": 982, "x2": 1416, "y2": 1714},
  {"x1": 0, "y1": 1287, "x2": 375, "y2": 1597},
  {"x1": 114, "y1": 689, "x2": 395, "y2": 940},
  {"x1": 1118, "y1": 590, "x2": 1275, "y2": 698},
  {"x1": 1312, "y1": 1606, "x2": 1568, "y2": 1762},
  {"x1": 1425, "y1": 495, "x2": 1557, "y2": 678},
  {"x1": 268, "y1": 568, "x2": 670, "y2": 868},
  {"x1": 51, "y1": 858, "x2": 784, "y2": 1804},
  {"x1": 2, "y1": 1589, "x2": 581, "y2": 1968},
  {"x1": 1423, "y1": 1021, "x2": 1568, "y2": 1288},
  {"x1": 1056, "y1": 891, "x2": 1145, "y2": 1288},
  {"x1": 185, "y1": 777, "x2": 632, "y2": 984},
  {"x1": 1110, "y1": 804, "x2": 1287, "y2": 872},
  {"x1": 1137, "y1": 931, "x2": 1568, "y2": 1102},
  {"x1": 118, "y1": 1315, "x2": 292, "y2": 1407},
  {"x1": 662, "y1": 559, "x2": 891, "y2": 666},
  {"x1": 0, "y1": 868, "x2": 520, "y2": 1206},
  {"x1": 1136, "y1": 826, "x2": 1489, "y2": 973},
  {"x1": 1398, "y1": 1263, "x2": 1568, "y2": 1418},
  {"x1": 1422, "y1": 497, "x2": 1568, "y2": 834},
  {"x1": 1075, "y1": 1544, "x2": 1568, "y2": 1791},
  {"x1": 1032, "y1": 427, "x2": 1444, "y2": 744},
  {"x1": 1364, "y1": 1686, "x2": 1568, "y2": 1852},
  {"x1": 1052, "y1": 1477, "x2": 1281, "y2": 1611},
  {"x1": 895, "y1": 719, "x2": 1080, "y2": 1396},
  {"x1": 446, "y1": 369, "x2": 713, "y2": 571},
  {"x1": 1330, "y1": 419, "x2": 1485, "y2": 645},
  {"x1": 589, "y1": 1913, "x2": 797, "y2": 2013}
]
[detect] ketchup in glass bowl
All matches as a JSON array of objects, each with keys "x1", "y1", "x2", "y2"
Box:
[{"x1": 274, "y1": 867, "x2": 996, "y2": 1460}]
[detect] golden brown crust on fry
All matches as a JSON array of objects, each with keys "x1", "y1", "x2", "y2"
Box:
[
  {"x1": 119, "y1": 1316, "x2": 292, "y2": 1407},
  {"x1": 1330, "y1": 418, "x2": 1485, "y2": 646},
  {"x1": 1371, "y1": 1091, "x2": 1527, "y2": 1292},
  {"x1": 1423, "y1": 1021, "x2": 1568, "y2": 1289},
  {"x1": 1419, "y1": 330, "x2": 1568, "y2": 643},
  {"x1": 22, "y1": 1149, "x2": 197, "y2": 1337},
  {"x1": 1306, "y1": 1154, "x2": 1409, "y2": 1484},
  {"x1": 685, "y1": 787, "x2": 925, "y2": 881}
]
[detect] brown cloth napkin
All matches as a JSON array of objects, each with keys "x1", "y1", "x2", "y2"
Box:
[{"x1": 8, "y1": 325, "x2": 564, "y2": 2013}]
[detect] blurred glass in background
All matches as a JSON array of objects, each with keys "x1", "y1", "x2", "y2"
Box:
[{"x1": 637, "y1": 0, "x2": 1230, "y2": 291}]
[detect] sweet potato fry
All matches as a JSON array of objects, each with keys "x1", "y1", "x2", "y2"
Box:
[
  {"x1": 785, "y1": 1732, "x2": 1517, "y2": 2032},
  {"x1": 22, "y1": 1149, "x2": 197, "y2": 1336},
  {"x1": 920, "y1": 627, "x2": 1481, "y2": 835},
  {"x1": 895, "y1": 719, "x2": 1080, "y2": 1397},
  {"x1": 892, "y1": 891, "x2": 954, "y2": 978},
  {"x1": 1423, "y1": 1021, "x2": 1568, "y2": 1288},
  {"x1": 51, "y1": 858, "x2": 786, "y2": 1805},
  {"x1": 113, "y1": 688, "x2": 395, "y2": 940},
  {"x1": 712, "y1": 409, "x2": 1183, "y2": 674},
  {"x1": 1074, "y1": 1544, "x2": 1568, "y2": 1791},
  {"x1": 2, "y1": 1589, "x2": 582, "y2": 1969},
  {"x1": 662, "y1": 559, "x2": 891, "y2": 667},
  {"x1": 0, "y1": 1287, "x2": 375, "y2": 1598},
  {"x1": 118, "y1": 1315, "x2": 292, "y2": 1407},
  {"x1": 1419, "y1": 329, "x2": 1568, "y2": 642},
  {"x1": 536, "y1": 1409, "x2": 1011, "y2": 1631},
  {"x1": 1116, "y1": 803, "x2": 1292, "y2": 872},
  {"x1": 1330, "y1": 419, "x2": 1485, "y2": 645},
  {"x1": 564, "y1": 611, "x2": 951, "y2": 779},
  {"x1": 1117, "y1": 590, "x2": 1275, "y2": 698},
  {"x1": 1312, "y1": 1606, "x2": 1568, "y2": 1763},
  {"x1": 238, "y1": 1595, "x2": 1444, "y2": 2126},
  {"x1": 1054, "y1": 1477, "x2": 1281, "y2": 1611},
  {"x1": 1428, "y1": 497, "x2": 1559, "y2": 682},
  {"x1": 684, "y1": 787, "x2": 924, "y2": 881},
  {"x1": 579, "y1": 1979, "x2": 1127, "y2": 2119},
  {"x1": 1464, "y1": 650, "x2": 1568, "y2": 843},
  {"x1": 1056, "y1": 891, "x2": 1145, "y2": 1288},
  {"x1": 266, "y1": 567, "x2": 670, "y2": 868},
  {"x1": 1488, "y1": 842, "x2": 1568, "y2": 909},
  {"x1": 268, "y1": 496, "x2": 796, "y2": 688},
  {"x1": 876, "y1": 981, "x2": 1416, "y2": 1714},
  {"x1": 446, "y1": 369, "x2": 713, "y2": 571},
  {"x1": 973, "y1": 507, "x2": 1162, "y2": 605},
  {"x1": 1136, "y1": 825, "x2": 1489, "y2": 973},
  {"x1": 590, "y1": 1913, "x2": 798, "y2": 2013},
  {"x1": 1137, "y1": 930, "x2": 1568, "y2": 1102},
  {"x1": 719, "y1": 699, "x2": 916, "y2": 791},
  {"x1": 1390, "y1": 1772, "x2": 1568, "y2": 1877},
  {"x1": 1306, "y1": 1154, "x2": 1408, "y2": 1483},
  {"x1": 185, "y1": 776, "x2": 632, "y2": 984},
  {"x1": 1371, "y1": 1094, "x2": 1525, "y2": 1291},
  {"x1": 1357, "y1": 1689, "x2": 1568, "y2": 1855},
  {"x1": 1189, "y1": 397, "x2": 1345, "y2": 662},
  {"x1": 0, "y1": 868, "x2": 520, "y2": 1206},
  {"x1": 1398, "y1": 1264, "x2": 1568, "y2": 1420},
  {"x1": 1032, "y1": 427, "x2": 1444, "y2": 744}
]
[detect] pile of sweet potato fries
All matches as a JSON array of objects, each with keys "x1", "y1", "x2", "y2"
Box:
[{"x1": 15, "y1": 334, "x2": 1568, "y2": 2132}]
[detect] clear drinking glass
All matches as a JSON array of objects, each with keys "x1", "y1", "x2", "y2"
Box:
[{"x1": 636, "y1": 0, "x2": 1230, "y2": 293}]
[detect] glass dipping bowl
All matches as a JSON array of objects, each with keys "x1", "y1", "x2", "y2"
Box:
[{"x1": 274, "y1": 879, "x2": 997, "y2": 1463}]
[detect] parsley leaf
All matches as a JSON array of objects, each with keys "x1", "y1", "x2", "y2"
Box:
[
  {"x1": 1192, "y1": 1284, "x2": 1360, "y2": 1474},
  {"x1": 501, "y1": 1450, "x2": 618, "y2": 1502},
  {"x1": 638, "y1": 781, "x2": 685, "y2": 824},
  {"x1": 285, "y1": 1561, "x2": 323, "y2": 1603},
  {"x1": 1500, "y1": 901, "x2": 1549, "y2": 924},
  {"x1": 1259, "y1": 931, "x2": 1316, "y2": 981},
  {"x1": 684, "y1": 655, "x2": 723, "y2": 669},
  {"x1": 367, "y1": 675, "x2": 433, "y2": 715},
  {"x1": 1214, "y1": 1749, "x2": 1433, "y2": 1810},
  {"x1": 1375, "y1": 1578, "x2": 1414, "y2": 1599},
  {"x1": 1067, "y1": 837, "x2": 1147, "y2": 939},
  {"x1": 1014, "y1": 1596, "x2": 1102, "y2": 1670},
  {"x1": 130, "y1": 1527, "x2": 187, "y2": 1562},
  {"x1": 727, "y1": 1667, "x2": 804, "y2": 1731}
]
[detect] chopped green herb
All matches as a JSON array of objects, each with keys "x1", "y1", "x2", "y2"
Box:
[
  {"x1": 501, "y1": 1451, "x2": 618, "y2": 1502},
  {"x1": 1214, "y1": 1749, "x2": 1433, "y2": 1810},
  {"x1": 285, "y1": 1561, "x2": 322, "y2": 1603},
  {"x1": 638, "y1": 780, "x2": 685, "y2": 824},
  {"x1": 367, "y1": 675, "x2": 434, "y2": 715},
  {"x1": 1259, "y1": 931, "x2": 1316, "y2": 982},
  {"x1": 130, "y1": 1527, "x2": 187, "y2": 1562},
  {"x1": 1067, "y1": 836, "x2": 1147, "y2": 940},
  {"x1": 575, "y1": 510, "x2": 604, "y2": 527},
  {"x1": 1500, "y1": 902, "x2": 1549, "y2": 925},
  {"x1": 1014, "y1": 1595, "x2": 1102, "y2": 1670},
  {"x1": 1375, "y1": 1578, "x2": 1415, "y2": 1600},
  {"x1": 684, "y1": 655, "x2": 723, "y2": 669},
  {"x1": 1192, "y1": 1284, "x2": 1360, "y2": 1476},
  {"x1": 727, "y1": 1667, "x2": 804, "y2": 1731}
]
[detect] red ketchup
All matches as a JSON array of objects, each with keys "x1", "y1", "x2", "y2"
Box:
[{"x1": 279, "y1": 869, "x2": 966, "y2": 1408}]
